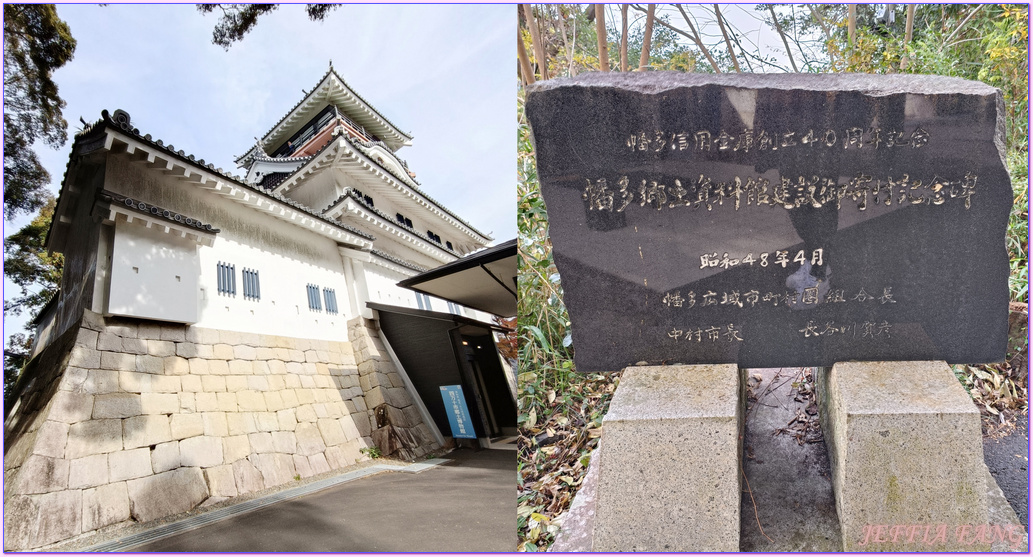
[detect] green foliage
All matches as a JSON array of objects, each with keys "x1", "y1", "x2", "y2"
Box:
[
  {"x1": 197, "y1": 4, "x2": 341, "y2": 50},
  {"x1": 3, "y1": 4, "x2": 76, "y2": 221},
  {"x1": 3, "y1": 196, "x2": 64, "y2": 318},
  {"x1": 359, "y1": 446, "x2": 382, "y2": 459}
]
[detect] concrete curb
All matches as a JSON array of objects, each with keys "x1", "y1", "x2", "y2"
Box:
[{"x1": 84, "y1": 459, "x2": 450, "y2": 552}]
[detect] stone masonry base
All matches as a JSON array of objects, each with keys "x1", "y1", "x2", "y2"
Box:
[{"x1": 3, "y1": 311, "x2": 438, "y2": 550}]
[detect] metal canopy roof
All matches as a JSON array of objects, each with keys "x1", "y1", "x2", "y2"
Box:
[{"x1": 396, "y1": 239, "x2": 517, "y2": 318}]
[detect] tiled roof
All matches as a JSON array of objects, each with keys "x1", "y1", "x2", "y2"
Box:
[
  {"x1": 323, "y1": 190, "x2": 461, "y2": 258},
  {"x1": 237, "y1": 65, "x2": 412, "y2": 162},
  {"x1": 371, "y1": 249, "x2": 428, "y2": 273},
  {"x1": 72, "y1": 109, "x2": 375, "y2": 242}
]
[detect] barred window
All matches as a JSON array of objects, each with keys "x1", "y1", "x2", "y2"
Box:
[
  {"x1": 243, "y1": 268, "x2": 261, "y2": 301},
  {"x1": 306, "y1": 284, "x2": 322, "y2": 311},
  {"x1": 217, "y1": 262, "x2": 236, "y2": 296},
  {"x1": 416, "y1": 293, "x2": 432, "y2": 311},
  {"x1": 323, "y1": 288, "x2": 338, "y2": 315}
]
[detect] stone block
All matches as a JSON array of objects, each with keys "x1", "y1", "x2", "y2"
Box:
[
  {"x1": 365, "y1": 386, "x2": 386, "y2": 408},
  {"x1": 68, "y1": 346, "x2": 101, "y2": 369},
  {"x1": 232, "y1": 458, "x2": 265, "y2": 495},
  {"x1": 48, "y1": 391, "x2": 95, "y2": 424},
  {"x1": 146, "y1": 340, "x2": 176, "y2": 357},
  {"x1": 170, "y1": 414, "x2": 205, "y2": 440},
  {"x1": 323, "y1": 444, "x2": 358, "y2": 470},
  {"x1": 286, "y1": 362, "x2": 305, "y2": 375},
  {"x1": 202, "y1": 375, "x2": 227, "y2": 392},
  {"x1": 256, "y1": 412, "x2": 279, "y2": 432},
  {"x1": 122, "y1": 415, "x2": 172, "y2": 450},
  {"x1": 120, "y1": 371, "x2": 180, "y2": 393},
  {"x1": 296, "y1": 388, "x2": 316, "y2": 405},
  {"x1": 126, "y1": 467, "x2": 208, "y2": 523},
  {"x1": 179, "y1": 393, "x2": 195, "y2": 413},
  {"x1": 284, "y1": 374, "x2": 302, "y2": 388},
  {"x1": 195, "y1": 392, "x2": 218, "y2": 412},
  {"x1": 181, "y1": 375, "x2": 202, "y2": 393},
  {"x1": 213, "y1": 343, "x2": 234, "y2": 360},
  {"x1": 136, "y1": 355, "x2": 165, "y2": 374},
  {"x1": 225, "y1": 376, "x2": 247, "y2": 392},
  {"x1": 233, "y1": 344, "x2": 257, "y2": 360},
  {"x1": 33, "y1": 420, "x2": 70, "y2": 459},
  {"x1": 296, "y1": 404, "x2": 316, "y2": 423},
  {"x1": 253, "y1": 360, "x2": 271, "y2": 375},
  {"x1": 205, "y1": 464, "x2": 238, "y2": 497},
  {"x1": 247, "y1": 376, "x2": 269, "y2": 391},
  {"x1": 68, "y1": 454, "x2": 108, "y2": 489},
  {"x1": 227, "y1": 413, "x2": 257, "y2": 436},
  {"x1": 93, "y1": 393, "x2": 141, "y2": 419},
  {"x1": 82, "y1": 481, "x2": 130, "y2": 533},
  {"x1": 59, "y1": 366, "x2": 89, "y2": 392},
  {"x1": 240, "y1": 332, "x2": 261, "y2": 346},
  {"x1": 308, "y1": 453, "x2": 331, "y2": 475},
  {"x1": 203, "y1": 412, "x2": 229, "y2": 437},
  {"x1": 272, "y1": 431, "x2": 297, "y2": 453},
  {"x1": 313, "y1": 402, "x2": 328, "y2": 418},
  {"x1": 817, "y1": 361, "x2": 990, "y2": 551},
  {"x1": 164, "y1": 356, "x2": 190, "y2": 375},
  {"x1": 264, "y1": 391, "x2": 286, "y2": 412},
  {"x1": 140, "y1": 392, "x2": 179, "y2": 415},
  {"x1": 159, "y1": 326, "x2": 186, "y2": 342},
  {"x1": 121, "y1": 337, "x2": 148, "y2": 355},
  {"x1": 137, "y1": 322, "x2": 163, "y2": 340},
  {"x1": 97, "y1": 332, "x2": 122, "y2": 352},
  {"x1": 595, "y1": 365, "x2": 741, "y2": 552},
  {"x1": 187, "y1": 358, "x2": 209, "y2": 376},
  {"x1": 176, "y1": 342, "x2": 199, "y2": 359},
  {"x1": 277, "y1": 408, "x2": 298, "y2": 431},
  {"x1": 293, "y1": 454, "x2": 313, "y2": 478},
  {"x1": 208, "y1": 359, "x2": 229, "y2": 375},
  {"x1": 353, "y1": 413, "x2": 372, "y2": 438},
  {"x1": 76, "y1": 328, "x2": 100, "y2": 349},
  {"x1": 83, "y1": 370, "x2": 120, "y2": 395},
  {"x1": 268, "y1": 360, "x2": 288, "y2": 375},
  {"x1": 195, "y1": 344, "x2": 215, "y2": 359},
  {"x1": 223, "y1": 435, "x2": 251, "y2": 463},
  {"x1": 100, "y1": 351, "x2": 135, "y2": 372},
  {"x1": 256, "y1": 347, "x2": 276, "y2": 360},
  {"x1": 15, "y1": 455, "x2": 69, "y2": 494},
  {"x1": 281, "y1": 389, "x2": 299, "y2": 408},
  {"x1": 236, "y1": 390, "x2": 267, "y2": 411},
  {"x1": 151, "y1": 441, "x2": 180, "y2": 473},
  {"x1": 4, "y1": 490, "x2": 82, "y2": 550},
  {"x1": 248, "y1": 432, "x2": 274, "y2": 453},
  {"x1": 108, "y1": 448, "x2": 153, "y2": 482},
  {"x1": 288, "y1": 349, "x2": 305, "y2": 362},
  {"x1": 66, "y1": 419, "x2": 123, "y2": 459},
  {"x1": 250, "y1": 453, "x2": 295, "y2": 488},
  {"x1": 384, "y1": 387, "x2": 413, "y2": 409},
  {"x1": 317, "y1": 418, "x2": 347, "y2": 447},
  {"x1": 295, "y1": 423, "x2": 326, "y2": 456},
  {"x1": 179, "y1": 435, "x2": 225, "y2": 468},
  {"x1": 229, "y1": 360, "x2": 252, "y2": 375},
  {"x1": 339, "y1": 417, "x2": 362, "y2": 441}
]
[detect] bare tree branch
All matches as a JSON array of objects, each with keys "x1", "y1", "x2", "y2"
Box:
[
  {"x1": 669, "y1": 4, "x2": 721, "y2": 72},
  {"x1": 767, "y1": 5, "x2": 798, "y2": 72},
  {"x1": 713, "y1": 4, "x2": 741, "y2": 72}
]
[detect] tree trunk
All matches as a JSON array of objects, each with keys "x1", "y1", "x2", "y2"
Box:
[
  {"x1": 620, "y1": 4, "x2": 629, "y2": 72},
  {"x1": 521, "y1": 4, "x2": 550, "y2": 80},
  {"x1": 554, "y1": 5, "x2": 574, "y2": 76},
  {"x1": 767, "y1": 5, "x2": 798, "y2": 72},
  {"x1": 899, "y1": 4, "x2": 915, "y2": 70},
  {"x1": 638, "y1": 4, "x2": 656, "y2": 70},
  {"x1": 518, "y1": 26, "x2": 535, "y2": 86},
  {"x1": 848, "y1": 5, "x2": 856, "y2": 47},
  {"x1": 714, "y1": 4, "x2": 741, "y2": 72},
  {"x1": 595, "y1": 4, "x2": 609, "y2": 72},
  {"x1": 673, "y1": 4, "x2": 721, "y2": 73}
]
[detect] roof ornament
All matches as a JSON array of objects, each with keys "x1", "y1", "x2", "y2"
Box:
[{"x1": 253, "y1": 136, "x2": 269, "y2": 158}]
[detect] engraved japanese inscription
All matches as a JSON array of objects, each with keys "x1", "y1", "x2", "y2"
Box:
[{"x1": 526, "y1": 73, "x2": 1011, "y2": 371}]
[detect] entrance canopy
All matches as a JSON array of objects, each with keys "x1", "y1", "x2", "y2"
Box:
[{"x1": 397, "y1": 239, "x2": 516, "y2": 317}]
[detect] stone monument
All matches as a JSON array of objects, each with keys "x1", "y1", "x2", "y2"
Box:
[{"x1": 526, "y1": 73, "x2": 1015, "y2": 552}]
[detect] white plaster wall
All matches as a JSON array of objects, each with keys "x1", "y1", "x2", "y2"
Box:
[
  {"x1": 108, "y1": 219, "x2": 200, "y2": 324},
  {"x1": 104, "y1": 155, "x2": 356, "y2": 342},
  {"x1": 363, "y1": 264, "x2": 419, "y2": 308}
]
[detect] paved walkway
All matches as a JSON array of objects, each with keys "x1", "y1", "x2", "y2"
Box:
[{"x1": 108, "y1": 448, "x2": 514, "y2": 553}]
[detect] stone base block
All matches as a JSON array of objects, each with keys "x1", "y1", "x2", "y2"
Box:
[
  {"x1": 594, "y1": 364, "x2": 742, "y2": 552},
  {"x1": 817, "y1": 361, "x2": 990, "y2": 551}
]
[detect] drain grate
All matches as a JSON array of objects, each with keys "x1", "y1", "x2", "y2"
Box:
[{"x1": 85, "y1": 460, "x2": 446, "y2": 552}]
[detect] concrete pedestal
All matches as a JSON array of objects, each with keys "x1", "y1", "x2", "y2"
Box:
[
  {"x1": 817, "y1": 361, "x2": 990, "y2": 551},
  {"x1": 594, "y1": 364, "x2": 742, "y2": 552}
]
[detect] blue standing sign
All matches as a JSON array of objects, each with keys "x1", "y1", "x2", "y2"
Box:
[{"x1": 439, "y1": 385, "x2": 477, "y2": 439}]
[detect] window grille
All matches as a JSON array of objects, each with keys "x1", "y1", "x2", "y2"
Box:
[
  {"x1": 446, "y1": 241, "x2": 453, "y2": 251},
  {"x1": 324, "y1": 288, "x2": 338, "y2": 315},
  {"x1": 416, "y1": 293, "x2": 432, "y2": 311},
  {"x1": 217, "y1": 262, "x2": 236, "y2": 296},
  {"x1": 243, "y1": 268, "x2": 261, "y2": 301},
  {"x1": 306, "y1": 284, "x2": 322, "y2": 311}
]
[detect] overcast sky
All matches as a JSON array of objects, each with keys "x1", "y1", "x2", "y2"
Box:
[{"x1": 4, "y1": 4, "x2": 515, "y2": 344}]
